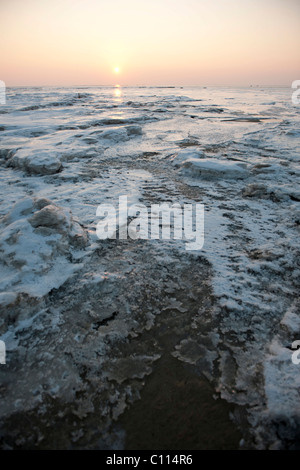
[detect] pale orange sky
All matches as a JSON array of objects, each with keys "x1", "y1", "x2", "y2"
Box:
[{"x1": 0, "y1": 0, "x2": 299, "y2": 86}]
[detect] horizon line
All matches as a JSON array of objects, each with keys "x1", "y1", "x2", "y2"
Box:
[{"x1": 5, "y1": 84, "x2": 291, "y2": 89}]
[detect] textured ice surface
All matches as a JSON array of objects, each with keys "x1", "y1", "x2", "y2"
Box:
[
  {"x1": 9, "y1": 149, "x2": 62, "y2": 174},
  {"x1": 180, "y1": 157, "x2": 249, "y2": 179},
  {"x1": 0, "y1": 86, "x2": 299, "y2": 449},
  {"x1": 0, "y1": 197, "x2": 88, "y2": 298}
]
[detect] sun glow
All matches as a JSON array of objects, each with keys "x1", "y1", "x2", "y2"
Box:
[{"x1": 0, "y1": 0, "x2": 299, "y2": 86}]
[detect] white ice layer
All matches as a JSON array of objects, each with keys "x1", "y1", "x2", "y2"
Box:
[{"x1": 0, "y1": 85, "x2": 299, "y2": 448}]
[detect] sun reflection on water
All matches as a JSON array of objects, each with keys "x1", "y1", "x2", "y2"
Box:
[{"x1": 114, "y1": 84, "x2": 122, "y2": 99}]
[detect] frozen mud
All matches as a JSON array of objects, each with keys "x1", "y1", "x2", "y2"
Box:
[{"x1": 0, "y1": 86, "x2": 299, "y2": 449}]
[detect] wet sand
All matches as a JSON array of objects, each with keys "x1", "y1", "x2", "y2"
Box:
[{"x1": 120, "y1": 350, "x2": 242, "y2": 450}]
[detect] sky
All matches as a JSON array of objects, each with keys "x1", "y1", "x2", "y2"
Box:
[{"x1": 0, "y1": 0, "x2": 299, "y2": 86}]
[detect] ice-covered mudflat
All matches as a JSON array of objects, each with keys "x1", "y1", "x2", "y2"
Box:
[{"x1": 0, "y1": 86, "x2": 299, "y2": 449}]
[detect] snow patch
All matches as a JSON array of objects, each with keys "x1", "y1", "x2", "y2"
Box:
[
  {"x1": 0, "y1": 197, "x2": 88, "y2": 298},
  {"x1": 180, "y1": 158, "x2": 249, "y2": 180},
  {"x1": 9, "y1": 149, "x2": 62, "y2": 175}
]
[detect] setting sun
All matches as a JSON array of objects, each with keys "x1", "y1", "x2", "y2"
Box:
[
  {"x1": 0, "y1": 0, "x2": 299, "y2": 86},
  {"x1": 0, "y1": 0, "x2": 300, "y2": 452}
]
